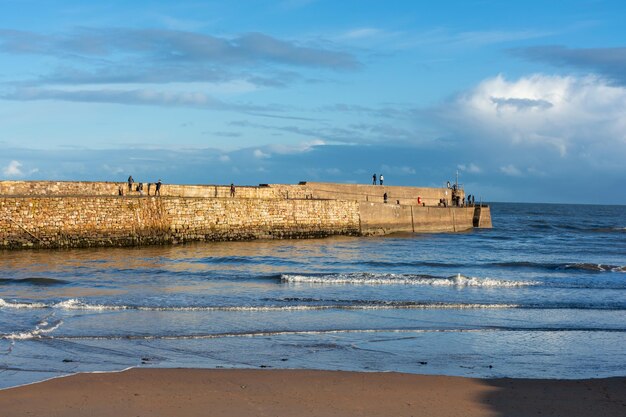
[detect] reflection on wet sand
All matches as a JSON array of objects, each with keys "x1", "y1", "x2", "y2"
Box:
[{"x1": 1, "y1": 236, "x2": 371, "y2": 278}]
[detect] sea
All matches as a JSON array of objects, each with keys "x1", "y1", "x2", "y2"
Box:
[{"x1": 1, "y1": 202, "x2": 625, "y2": 388}]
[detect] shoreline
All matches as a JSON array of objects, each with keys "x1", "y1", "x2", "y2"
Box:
[{"x1": 0, "y1": 368, "x2": 624, "y2": 417}]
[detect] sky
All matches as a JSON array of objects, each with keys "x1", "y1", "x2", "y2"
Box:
[{"x1": 1, "y1": 0, "x2": 625, "y2": 204}]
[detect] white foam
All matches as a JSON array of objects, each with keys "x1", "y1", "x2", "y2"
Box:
[
  {"x1": 0, "y1": 298, "x2": 129, "y2": 311},
  {"x1": 135, "y1": 303, "x2": 519, "y2": 311},
  {"x1": 57, "y1": 328, "x2": 491, "y2": 342},
  {"x1": 0, "y1": 298, "x2": 48, "y2": 309},
  {"x1": 0, "y1": 367, "x2": 136, "y2": 392},
  {"x1": 1, "y1": 319, "x2": 63, "y2": 340},
  {"x1": 281, "y1": 273, "x2": 538, "y2": 287},
  {"x1": 52, "y1": 299, "x2": 129, "y2": 311},
  {"x1": 1, "y1": 296, "x2": 523, "y2": 314}
]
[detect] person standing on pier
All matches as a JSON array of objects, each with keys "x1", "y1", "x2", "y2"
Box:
[
  {"x1": 380, "y1": 174, "x2": 384, "y2": 185},
  {"x1": 372, "y1": 174, "x2": 377, "y2": 185},
  {"x1": 230, "y1": 183, "x2": 236, "y2": 197},
  {"x1": 127, "y1": 176, "x2": 134, "y2": 193},
  {"x1": 155, "y1": 179, "x2": 162, "y2": 196}
]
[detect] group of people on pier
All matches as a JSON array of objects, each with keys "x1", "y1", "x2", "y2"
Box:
[
  {"x1": 119, "y1": 176, "x2": 162, "y2": 196},
  {"x1": 372, "y1": 173, "x2": 384, "y2": 185},
  {"x1": 438, "y1": 195, "x2": 475, "y2": 207},
  {"x1": 118, "y1": 177, "x2": 238, "y2": 198},
  {"x1": 375, "y1": 176, "x2": 477, "y2": 208}
]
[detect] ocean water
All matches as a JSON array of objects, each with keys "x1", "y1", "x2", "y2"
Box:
[{"x1": 1, "y1": 202, "x2": 625, "y2": 388}]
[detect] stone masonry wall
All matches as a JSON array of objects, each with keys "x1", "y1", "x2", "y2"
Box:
[
  {"x1": 359, "y1": 202, "x2": 478, "y2": 235},
  {"x1": 0, "y1": 181, "x2": 490, "y2": 249},
  {"x1": 0, "y1": 196, "x2": 360, "y2": 249}
]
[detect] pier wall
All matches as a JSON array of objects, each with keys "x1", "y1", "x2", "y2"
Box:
[
  {"x1": 0, "y1": 197, "x2": 360, "y2": 249},
  {"x1": 0, "y1": 181, "x2": 491, "y2": 249},
  {"x1": 359, "y1": 202, "x2": 478, "y2": 235}
]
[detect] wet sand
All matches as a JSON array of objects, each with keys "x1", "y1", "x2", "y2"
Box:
[{"x1": 0, "y1": 368, "x2": 624, "y2": 417}]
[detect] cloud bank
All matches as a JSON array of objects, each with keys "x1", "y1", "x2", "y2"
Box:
[
  {"x1": 407, "y1": 72, "x2": 626, "y2": 202},
  {"x1": 0, "y1": 29, "x2": 358, "y2": 70},
  {"x1": 439, "y1": 73, "x2": 626, "y2": 162},
  {"x1": 1, "y1": 87, "x2": 267, "y2": 112},
  {"x1": 0, "y1": 28, "x2": 359, "y2": 109}
]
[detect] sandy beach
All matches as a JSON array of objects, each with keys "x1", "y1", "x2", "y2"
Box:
[{"x1": 0, "y1": 368, "x2": 624, "y2": 417}]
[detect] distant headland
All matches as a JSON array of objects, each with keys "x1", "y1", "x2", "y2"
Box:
[{"x1": 0, "y1": 180, "x2": 491, "y2": 249}]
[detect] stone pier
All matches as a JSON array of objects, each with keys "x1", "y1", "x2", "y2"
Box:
[{"x1": 0, "y1": 181, "x2": 491, "y2": 249}]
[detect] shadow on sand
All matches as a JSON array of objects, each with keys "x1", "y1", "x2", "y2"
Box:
[{"x1": 479, "y1": 377, "x2": 626, "y2": 417}]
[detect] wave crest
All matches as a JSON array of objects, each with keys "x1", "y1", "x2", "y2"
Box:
[
  {"x1": 280, "y1": 273, "x2": 538, "y2": 287},
  {"x1": 0, "y1": 316, "x2": 63, "y2": 340}
]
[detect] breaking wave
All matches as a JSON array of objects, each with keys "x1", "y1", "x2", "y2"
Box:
[
  {"x1": 3, "y1": 297, "x2": 624, "y2": 312},
  {"x1": 0, "y1": 315, "x2": 63, "y2": 340},
  {"x1": 0, "y1": 297, "x2": 519, "y2": 311},
  {"x1": 0, "y1": 299, "x2": 48, "y2": 309},
  {"x1": 280, "y1": 273, "x2": 539, "y2": 287}
]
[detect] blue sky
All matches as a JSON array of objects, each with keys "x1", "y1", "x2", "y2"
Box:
[{"x1": 1, "y1": 0, "x2": 625, "y2": 203}]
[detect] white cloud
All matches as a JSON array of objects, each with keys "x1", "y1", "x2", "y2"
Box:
[
  {"x1": 219, "y1": 155, "x2": 231, "y2": 162},
  {"x1": 253, "y1": 149, "x2": 270, "y2": 159},
  {"x1": 2, "y1": 160, "x2": 23, "y2": 177},
  {"x1": 499, "y1": 164, "x2": 522, "y2": 176},
  {"x1": 267, "y1": 139, "x2": 325, "y2": 154},
  {"x1": 457, "y1": 163, "x2": 482, "y2": 173},
  {"x1": 441, "y1": 74, "x2": 626, "y2": 159}
]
